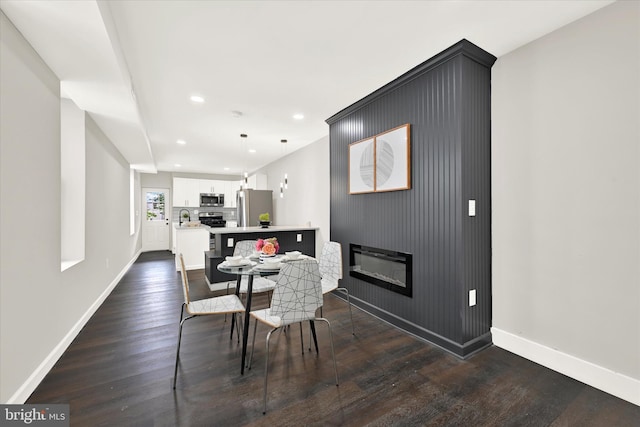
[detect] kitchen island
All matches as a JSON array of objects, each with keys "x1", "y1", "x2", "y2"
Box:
[
  {"x1": 173, "y1": 223, "x2": 210, "y2": 271},
  {"x1": 204, "y1": 225, "x2": 318, "y2": 288},
  {"x1": 211, "y1": 225, "x2": 317, "y2": 256},
  {"x1": 174, "y1": 224, "x2": 318, "y2": 274}
]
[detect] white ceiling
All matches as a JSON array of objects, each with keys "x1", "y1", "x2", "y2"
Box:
[{"x1": 1, "y1": 0, "x2": 614, "y2": 176}]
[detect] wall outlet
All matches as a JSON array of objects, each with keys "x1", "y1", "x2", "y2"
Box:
[
  {"x1": 227, "y1": 238, "x2": 234, "y2": 248},
  {"x1": 468, "y1": 200, "x2": 476, "y2": 217},
  {"x1": 296, "y1": 233, "x2": 302, "y2": 242},
  {"x1": 469, "y1": 289, "x2": 477, "y2": 306}
]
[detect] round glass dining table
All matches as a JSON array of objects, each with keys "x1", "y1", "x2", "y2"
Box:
[{"x1": 217, "y1": 259, "x2": 281, "y2": 375}]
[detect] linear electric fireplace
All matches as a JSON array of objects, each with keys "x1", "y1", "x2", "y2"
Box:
[{"x1": 349, "y1": 244, "x2": 412, "y2": 297}]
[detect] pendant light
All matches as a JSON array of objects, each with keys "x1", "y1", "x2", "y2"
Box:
[
  {"x1": 281, "y1": 139, "x2": 289, "y2": 191},
  {"x1": 240, "y1": 133, "x2": 248, "y2": 188}
]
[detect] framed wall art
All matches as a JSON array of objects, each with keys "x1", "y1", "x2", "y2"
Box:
[
  {"x1": 348, "y1": 124, "x2": 411, "y2": 194},
  {"x1": 375, "y1": 124, "x2": 411, "y2": 192},
  {"x1": 348, "y1": 137, "x2": 375, "y2": 194}
]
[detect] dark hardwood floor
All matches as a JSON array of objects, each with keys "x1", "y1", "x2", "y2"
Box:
[{"x1": 27, "y1": 251, "x2": 639, "y2": 426}]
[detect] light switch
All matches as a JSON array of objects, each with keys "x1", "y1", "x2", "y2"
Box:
[
  {"x1": 227, "y1": 238, "x2": 234, "y2": 248},
  {"x1": 468, "y1": 200, "x2": 476, "y2": 217},
  {"x1": 469, "y1": 289, "x2": 477, "y2": 307},
  {"x1": 296, "y1": 233, "x2": 302, "y2": 242}
]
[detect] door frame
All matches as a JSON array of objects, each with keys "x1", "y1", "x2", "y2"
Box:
[{"x1": 141, "y1": 187, "x2": 171, "y2": 252}]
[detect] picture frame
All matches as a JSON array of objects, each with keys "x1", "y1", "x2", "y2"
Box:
[
  {"x1": 375, "y1": 124, "x2": 411, "y2": 192},
  {"x1": 348, "y1": 137, "x2": 375, "y2": 194},
  {"x1": 348, "y1": 124, "x2": 411, "y2": 194}
]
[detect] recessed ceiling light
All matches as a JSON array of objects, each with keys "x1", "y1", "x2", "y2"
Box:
[
  {"x1": 293, "y1": 113, "x2": 304, "y2": 120},
  {"x1": 190, "y1": 95, "x2": 205, "y2": 103},
  {"x1": 174, "y1": 164, "x2": 181, "y2": 167},
  {"x1": 224, "y1": 167, "x2": 230, "y2": 171},
  {"x1": 248, "y1": 149, "x2": 256, "y2": 153},
  {"x1": 176, "y1": 139, "x2": 186, "y2": 145}
]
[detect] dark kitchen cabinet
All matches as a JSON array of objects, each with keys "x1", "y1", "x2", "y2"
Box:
[{"x1": 215, "y1": 229, "x2": 316, "y2": 258}]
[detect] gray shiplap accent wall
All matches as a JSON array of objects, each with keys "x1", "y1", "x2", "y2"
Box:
[
  {"x1": 460, "y1": 56, "x2": 493, "y2": 344},
  {"x1": 327, "y1": 40, "x2": 495, "y2": 357}
]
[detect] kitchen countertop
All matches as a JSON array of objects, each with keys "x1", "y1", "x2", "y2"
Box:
[
  {"x1": 209, "y1": 225, "x2": 318, "y2": 234},
  {"x1": 174, "y1": 223, "x2": 317, "y2": 233},
  {"x1": 174, "y1": 223, "x2": 208, "y2": 230}
]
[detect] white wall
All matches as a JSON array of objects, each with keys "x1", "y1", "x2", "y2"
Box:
[
  {"x1": 255, "y1": 136, "x2": 330, "y2": 256},
  {"x1": 0, "y1": 11, "x2": 142, "y2": 403},
  {"x1": 492, "y1": 1, "x2": 639, "y2": 404},
  {"x1": 140, "y1": 171, "x2": 173, "y2": 188}
]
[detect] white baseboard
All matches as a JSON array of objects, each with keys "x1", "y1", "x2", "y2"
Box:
[
  {"x1": 491, "y1": 327, "x2": 640, "y2": 406},
  {"x1": 7, "y1": 249, "x2": 143, "y2": 404}
]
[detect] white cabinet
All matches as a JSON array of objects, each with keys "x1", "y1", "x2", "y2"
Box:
[
  {"x1": 174, "y1": 226, "x2": 209, "y2": 271},
  {"x1": 171, "y1": 223, "x2": 177, "y2": 254},
  {"x1": 174, "y1": 177, "x2": 241, "y2": 207},
  {"x1": 199, "y1": 179, "x2": 214, "y2": 194},
  {"x1": 199, "y1": 179, "x2": 226, "y2": 194},
  {"x1": 247, "y1": 173, "x2": 268, "y2": 190},
  {"x1": 225, "y1": 180, "x2": 242, "y2": 208},
  {"x1": 173, "y1": 177, "x2": 200, "y2": 207}
]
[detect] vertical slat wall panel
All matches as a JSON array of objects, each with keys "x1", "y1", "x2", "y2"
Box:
[
  {"x1": 327, "y1": 40, "x2": 495, "y2": 357},
  {"x1": 460, "y1": 56, "x2": 493, "y2": 345}
]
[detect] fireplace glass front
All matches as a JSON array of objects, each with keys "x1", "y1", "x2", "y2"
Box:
[{"x1": 349, "y1": 244, "x2": 412, "y2": 297}]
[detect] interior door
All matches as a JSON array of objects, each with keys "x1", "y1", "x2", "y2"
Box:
[{"x1": 142, "y1": 188, "x2": 170, "y2": 251}]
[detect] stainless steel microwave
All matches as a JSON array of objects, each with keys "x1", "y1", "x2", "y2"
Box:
[{"x1": 200, "y1": 193, "x2": 224, "y2": 207}]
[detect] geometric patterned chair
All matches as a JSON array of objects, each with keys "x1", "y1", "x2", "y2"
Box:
[
  {"x1": 173, "y1": 254, "x2": 245, "y2": 389},
  {"x1": 319, "y1": 241, "x2": 354, "y2": 335},
  {"x1": 248, "y1": 258, "x2": 339, "y2": 413},
  {"x1": 231, "y1": 240, "x2": 277, "y2": 296}
]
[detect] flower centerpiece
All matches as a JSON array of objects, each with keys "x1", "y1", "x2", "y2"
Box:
[{"x1": 256, "y1": 237, "x2": 279, "y2": 255}]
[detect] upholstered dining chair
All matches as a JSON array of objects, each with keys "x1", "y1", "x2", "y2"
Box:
[
  {"x1": 173, "y1": 254, "x2": 245, "y2": 389},
  {"x1": 230, "y1": 240, "x2": 277, "y2": 298},
  {"x1": 248, "y1": 259, "x2": 339, "y2": 414},
  {"x1": 319, "y1": 241, "x2": 354, "y2": 335}
]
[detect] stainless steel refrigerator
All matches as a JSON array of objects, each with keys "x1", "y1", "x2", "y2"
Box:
[{"x1": 236, "y1": 189, "x2": 273, "y2": 227}]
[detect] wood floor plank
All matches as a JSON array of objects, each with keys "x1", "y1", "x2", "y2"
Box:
[{"x1": 26, "y1": 251, "x2": 640, "y2": 426}]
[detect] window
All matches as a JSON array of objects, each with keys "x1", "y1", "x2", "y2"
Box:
[
  {"x1": 146, "y1": 190, "x2": 166, "y2": 221},
  {"x1": 60, "y1": 97, "x2": 85, "y2": 271},
  {"x1": 130, "y1": 168, "x2": 135, "y2": 235}
]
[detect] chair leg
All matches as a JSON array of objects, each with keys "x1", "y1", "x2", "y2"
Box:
[
  {"x1": 224, "y1": 282, "x2": 230, "y2": 322},
  {"x1": 309, "y1": 320, "x2": 319, "y2": 354},
  {"x1": 248, "y1": 317, "x2": 258, "y2": 370},
  {"x1": 316, "y1": 318, "x2": 339, "y2": 386},
  {"x1": 263, "y1": 328, "x2": 276, "y2": 414},
  {"x1": 177, "y1": 303, "x2": 185, "y2": 324},
  {"x1": 338, "y1": 287, "x2": 355, "y2": 335},
  {"x1": 173, "y1": 305, "x2": 194, "y2": 389},
  {"x1": 234, "y1": 313, "x2": 244, "y2": 343},
  {"x1": 299, "y1": 323, "x2": 304, "y2": 355},
  {"x1": 309, "y1": 307, "x2": 322, "y2": 352},
  {"x1": 229, "y1": 309, "x2": 236, "y2": 340}
]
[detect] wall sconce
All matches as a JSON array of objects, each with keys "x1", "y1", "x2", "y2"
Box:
[{"x1": 280, "y1": 182, "x2": 284, "y2": 198}]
